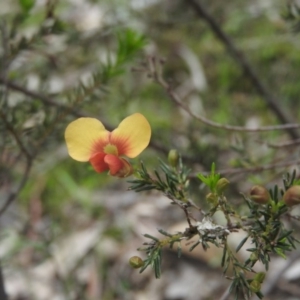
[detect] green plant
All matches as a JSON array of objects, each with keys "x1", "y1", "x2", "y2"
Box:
[{"x1": 129, "y1": 156, "x2": 299, "y2": 300}]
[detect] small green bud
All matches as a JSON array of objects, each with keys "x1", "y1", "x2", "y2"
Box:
[
  {"x1": 253, "y1": 272, "x2": 265, "y2": 283},
  {"x1": 129, "y1": 256, "x2": 144, "y2": 269},
  {"x1": 168, "y1": 149, "x2": 179, "y2": 167},
  {"x1": 184, "y1": 180, "x2": 190, "y2": 189},
  {"x1": 283, "y1": 185, "x2": 300, "y2": 206},
  {"x1": 250, "y1": 185, "x2": 270, "y2": 204},
  {"x1": 249, "y1": 252, "x2": 258, "y2": 262},
  {"x1": 216, "y1": 178, "x2": 230, "y2": 194},
  {"x1": 206, "y1": 192, "x2": 217, "y2": 203},
  {"x1": 250, "y1": 280, "x2": 261, "y2": 293}
]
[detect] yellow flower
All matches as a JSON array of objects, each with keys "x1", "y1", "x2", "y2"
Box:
[{"x1": 65, "y1": 113, "x2": 151, "y2": 178}]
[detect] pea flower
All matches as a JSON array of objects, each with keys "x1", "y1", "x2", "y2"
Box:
[{"x1": 65, "y1": 113, "x2": 151, "y2": 178}]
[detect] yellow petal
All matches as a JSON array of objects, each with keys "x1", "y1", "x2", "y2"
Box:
[
  {"x1": 111, "y1": 113, "x2": 151, "y2": 158},
  {"x1": 65, "y1": 118, "x2": 109, "y2": 161}
]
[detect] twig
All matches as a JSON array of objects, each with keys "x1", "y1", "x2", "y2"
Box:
[
  {"x1": 0, "y1": 263, "x2": 8, "y2": 300},
  {"x1": 267, "y1": 138, "x2": 300, "y2": 148},
  {"x1": 190, "y1": 158, "x2": 300, "y2": 177},
  {"x1": 147, "y1": 56, "x2": 300, "y2": 133},
  {"x1": 0, "y1": 77, "x2": 84, "y2": 118},
  {"x1": 0, "y1": 21, "x2": 10, "y2": 77},
  {"x1": 167, "y1": 194, "x2": 195, "y2": 228},
  {"x1": 0, "y1": 111, "x2": 32, "y2": 160},
  {"x1": 185, "y1": 0, "x2": 299, "y2": 139},
  {"x1": 0, "y1": 158, "x2": 32, "y2": 217}
]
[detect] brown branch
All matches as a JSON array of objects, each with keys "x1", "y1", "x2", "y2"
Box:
[
  {"x1": 0, "y1": 77, "x2": 84, "y2": 118},
  {"x1": 190, "y1": 158, "x2": 300, "y2": 177},
  {"x1": 0, "y1": 158, "x2": 32, "y2": 217},
  {"x1": 185, "y1": 0, "x2": 299, "y2": 139},
  {"x1": 0, "y1": 20, "x2": 10, "y2": 76},
  {"x1": 147, "y1": 56, "x2": 300, "y2": 133},
  {"x1": 0, "y1": 110, "x2": 32, "y2": 160},
  {"x1": 267, "y1": 138, "x2": 300, "y2": 148},
  {"x1": 0, "y1": 263, "x2": 7, "y2": 300}
]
